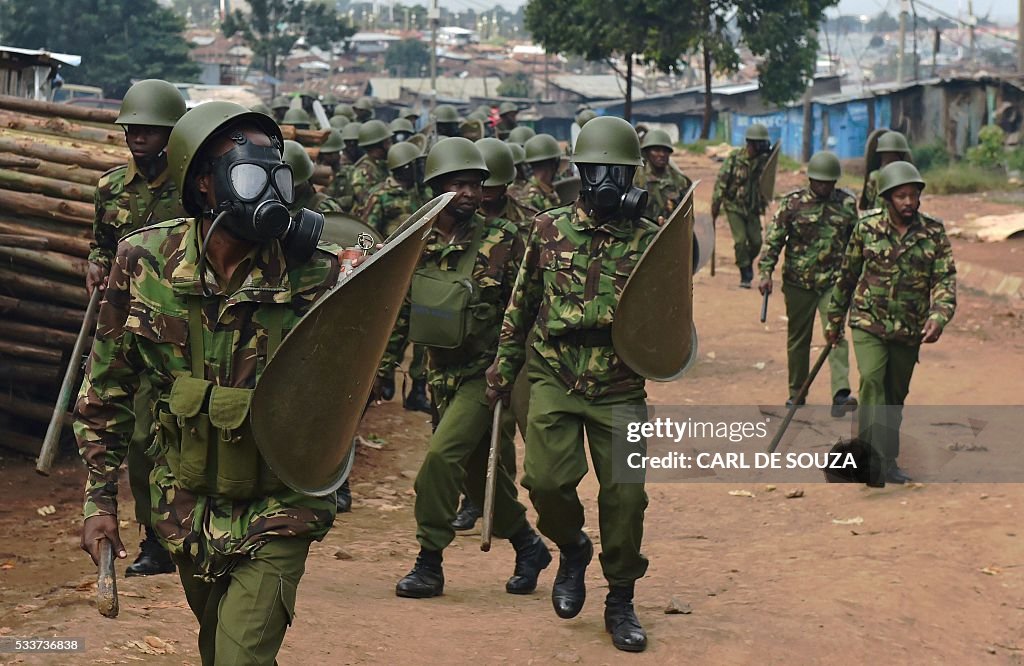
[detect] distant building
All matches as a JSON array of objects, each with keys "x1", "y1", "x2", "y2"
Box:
[{"x1": 0, "y1": 46, "x2": 81, "y2": 100}]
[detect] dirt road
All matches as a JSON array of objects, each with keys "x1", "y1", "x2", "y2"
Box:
[{"x1": 1, "y1": 155, "x2": 1022, "y2": 665}]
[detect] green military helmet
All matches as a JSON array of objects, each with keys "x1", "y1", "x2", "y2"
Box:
[
  {"x1": 524, "y1": 133, "x2": 562, "y2": 163},
  {"x1": 116, "y1": 79, "x2": 186, "y2": 127},
  {"x1": 167, "y1": 101, "x2": 282, "y2": 215},
  {"x1": 573, "y1": 116, "x2": 642, "y2": 166},
  {"x1": 300, "y1": 89, "x2": 318, "y2": 100},
  {"x1": 806, "y1": 150, "x2": 841, "y2": 181},
  {"x1": 640, "y1": 128, "x2": 674, "y2": 152},
  {"x1": 423, "y1": 137, "x2": 489, "y2": 185},
  {"x1": 389, "y1": 117, "x2": 415, "y2": 135},
  {"x1": 401, "y1": 107, "x2": 420, "y2": 121},
  {"x1": 475, "y1": 137, "x2": 515, "y2": 186},
  {"x1": 271, "y1": 95, "x2": 291, "y2": 111},
  {"x1": 576, "y1": 109, "x2": 597, "y2": 127},
  {"x1": 498, "y1": 101, "x2": 518, "y2": 116},
  {"x1": 322, "y1": 93, "x2": 340, "y2": 106},
  {"x1": 509, "y1": 142, "x2": 526, "y2": 166},
  {"x1": 283, "y1": 139, "x2": 315, "y2": 184},
  {"x1": 340, "y1": 121, "x2": 362, "y2": 142},
  {"x1": 877, "y1": 160, "x2": 925, "y2": 196},
  {"x1": 281, "y1": 107, "x2": 312, "y2": 127},
  {"x1": 745, "y1": 123, "x2": 770, "y2": 141},
  {"x1": 353, "y1": 96, "x2": 375, "y2": 112},
  {"x1": 876, "y1": 130, "x2": 911, "y2": 154},
  {"x1": 466, "y1": 111, "x2": 487, "y2": 123},
  {"x1": 432, "y1": 104, "x2": 460, "y2": 124},
  {"x1": 329, "y1": 114, "x2": 350, "y2": 129},
  {"x1": 358, "y1": 119, "x2": 390, "y2": 147},
  {"x1": 387, "y1": 141, "x2": 422, "y2": 171},
  {"x1": 474, "y1": 104, "x2": 492, "y2": 117},
  {"x1": 335, "y1": 103, "x2": 355, "y2": 120},
  {"x1": 251, "y1": 102, "x2": 273, "y2": 117},
  {"x1": 320, "y1": 129, "x2": 344, "y2": 154},
  {"x1": 506, "y1": 125, "x2": 536, "y2": 145}
]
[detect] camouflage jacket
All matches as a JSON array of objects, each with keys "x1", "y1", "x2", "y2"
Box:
[
  {"x1": 826, "y1": 210, "x2": 957, "y2": 344},
  {"x1": 74, "y1": 217, "x2": 341, "y2": 576},
  {"x1": 484, "y1": 193, "x2": 537, "y2": 241},
  {"x1": 634, "y1": 162, "x2": 693, "y2": 222},
  {"x1": 89, "y1": 160, "x2": 185, "y2": 269},
  {"x1": 292, "y1": 182, "x2": 344, "y2": 214},
  {"x1": 325, "y1": 162, "x2": 356, "y2": 212},
  {"x1": 491, "y1": 204, "x2": 658, "y2": 398},
  {"x1": 712, "y1": 148, "x2": 768, "y2": 215},
  {"x1": 758, "y1": 187, "x2": 858, "y2": 292},
  {"x1": 521, "y1": 176, "x2": 561, "y2": 212},
  {"x1": 382, "y1": 212, "x2": 524, "y2": 393},
  {"x1": 349, "y1": 154, "x2": 389, "y2": 211},
  {"x1": 861, "y1": 169, "x2": 882, "y2": 211},
  {"x1": 360, "y1": 177, "x2": 424, "y2": 237}
]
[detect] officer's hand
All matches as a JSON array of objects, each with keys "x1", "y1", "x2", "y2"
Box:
[
  {"x1": 656, "y1": 215, "x2": 666, "y2": 226},
  {"x1": 81, "y1": 515, "x2": 126, "y2": 566},
  {"x1": 922, "y1": 319, "x2": 943, "y2": 344},
  {"x1": 825, "y1": 326, "x2": 843, "y2": 348},
  {"x1": 485, "y1": 386, "x2": 510, "y2": 409},
  {"x1": 758, "y1": 277, "x2": 772, "y2": 296},
  {"x1": 85, "y1": 262, "x2": 108, "y2": 297}
]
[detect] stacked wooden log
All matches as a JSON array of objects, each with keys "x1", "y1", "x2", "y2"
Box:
[{"x1": 0, "y1": 95, "x2": 126, "y2": 455}]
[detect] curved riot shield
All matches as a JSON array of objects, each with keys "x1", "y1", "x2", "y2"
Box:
[
  {"x1": 758, "y1": 142, "x2": 781, "y2": 204},
  {"x1": 321, "y1": 212, "x2": 383, "y2": 248},
  {"x1": 554, "y1": 176, "x2": 581, "y2": 205},
  {"x1": 612, "y1": 182, "x2": 698, "y2": 382},
  {"x1": 693, "y1": 212, "x2": 715, "y2": 275},
  {"x1": 860, "y1": 128, "x2": 887, "y2": 210},
  {"x1": 250, "y1": 193, "x2": 455, "y2": 495}
]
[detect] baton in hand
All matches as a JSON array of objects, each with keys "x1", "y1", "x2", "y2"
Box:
[
  {"x1": 480, "y1": 402, "x2": 502, "y2": 552},
  {"x1": 760, "y1": 290, "x2": 770, "y2": 323},
  {"x1": 97, "y1": 538, "x2": 119, "y2": 618},
  {"x1": 766, "y1": 345, "x2": 832, "y2": 454}
]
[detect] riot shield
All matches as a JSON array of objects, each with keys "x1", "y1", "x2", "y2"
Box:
[
  {"x1": 612, "y1": 182, "x2": 699, "y2": 381},
  {"x1": 321, "y1": 212, "x2": 383, "y2": 248},
  {"x1": 758, "y1": 141, "x2": 781, "y2": 204},
  {"x1": 693, "y1": 212, "x2": 715, "y2": 275},
  {"x1": 250, "y1": 193, "x2": 455, "y2": 495}
]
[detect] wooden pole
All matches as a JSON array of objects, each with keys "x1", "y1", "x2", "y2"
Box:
[
  {"x1": 7, "y1": 158, "x2": 105, "y2": 186},
  {"x1": 0, "y1": 110, "x2": 123, "y2": 146},
  {"x1": 0, "y1": 393, "x2": 71, "y2": 425},
  {"x1": 0, "y1": 246, "x2": 90, "y2": 278},
  {"x1": 0, "y1": 338, "x2": 64, "y2": 365},
  {"x1": 0, "y1": 93, "x2": 119, "y2": 124},
  {"x1": 0, "y1": 220, "x2": 91, "y2": 257},
  {"x1": 0, "y1": 294, "x2": 87, "y2": 330},
  {"x1": 0, "y1": 267, "x2": 88, "y2": 307},
  {"x1": 0, "y1": 359, "x2": 61, "y2": 385},
  {"x1": 0, "y1": 318, "x2": 78, "y2": 347},
  {"x1": 0, "y1": 136, "x2": 124, "y2": 172},
  {"x1": 0, "y1": 189, "x2": 93, "y2": 225},
  {"x1": 0, "y1": 168, "x2": 96, "y2": 203}
]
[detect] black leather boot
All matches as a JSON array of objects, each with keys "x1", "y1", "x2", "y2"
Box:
[
  {"x1": 379, "y1": 375, "x2": 396, "y2": 401},
  {"x1": 739, "y1": 266, "x2": 753, "y2": 288},
  {"x1": 450, "y1": 495, "x2": 481, "y2": 531},
  {"x1": 336, "y1": 479, "x2": 352, "y2": 513},
  {"x1": 404, "y1": 378, "x2": 432, "y2": 413},
  {"x1": 125, "y1": 526, "x2": 176, "y2": 577},
  {"x1": 831, "y1": 389, "x2": 858, "y2": 418},
  {"x1": 506, "y1": 527, "x2": 552, "y2": 594},
  {"x1": 605, "y1": 583, "x2": 648, "y2": 652},
  {"x1": 395, "y1": 548, "x2": 444, "y2": 598},
  {"x1": 551, "y1": 532, "x2": 593, "y2": 619}
]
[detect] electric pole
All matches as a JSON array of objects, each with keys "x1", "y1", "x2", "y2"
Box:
[
  {"x1": 1018, "y1": 0, "x2": 1023, "y2": 73},
  {"x1": 429, "y1": 0, "x2": 439, "y2": 113},
  {"x1": 897, "y1": 0, "x2": 908, "y2": 83}
]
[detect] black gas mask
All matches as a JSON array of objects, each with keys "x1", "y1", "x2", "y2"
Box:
[
  {"x1": 393, "y1": 162, "x2": 417, "y2": 186},
  {"x1": 392, "y1": 131, "x2": 412, "y2": 143},
  {"x1": 579, "y1": 163, "x2": 648, "y2": 220}
]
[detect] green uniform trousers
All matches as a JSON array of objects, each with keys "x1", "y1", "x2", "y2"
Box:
[
  {"x1": 852, "y1": 328, "x2": 919, "y2": 465},
  {"x1": 414, "y1": 374, "x2": 528, "y2": 551},
  {"x1": 782, "y1": 283, "x2": 851, "y2": 400},
  {"x1": 725, "y1": 208, "x2": 762, "y2": 269},
  {"x1": 382, "y1": 302, "x2": 427, "y2": 381},
  {"x1": 521, "y1": 352, "x2": 649, "y2": 587},
  {"x1": 128, "y1": 377, "x2": 156, "y2": 526},
  {"x1": 173, "y1": 538, "x2": 310, "y2": 666}
]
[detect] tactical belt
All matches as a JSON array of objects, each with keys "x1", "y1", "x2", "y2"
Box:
[{"x1": 553, "y1": 328, "x2": 613, "y2": 348}]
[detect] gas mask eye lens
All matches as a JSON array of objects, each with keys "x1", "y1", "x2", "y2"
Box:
[
  {"x1": 581, "y1": 164, "x2": 608, "y2": 186},
  {"x1": 273, "y1": 166, "x2": 294, "y2": 204},
  {"x1": 230, "y1": 163, "x2": 268, "y2": 200}
]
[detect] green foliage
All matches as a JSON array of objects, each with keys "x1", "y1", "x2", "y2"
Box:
[
  {"x1": 966, "y1": 125, "x2": 1007, "y2": 169},
  {"x1": 497, "y1": 73, "x2": 531, "y2": 98},
  {"x1": 384, "y1": 39, "x2": 431, "y2": 77},
  {"x1": 778, "y1": 153, "x2": 801, "y2": 172},
  {"x1": 0, "y1": 0, "x2": 198, "y2": 98},
  {"x1": 222, "y1": 0, "x2": 354, "y2": 80},
  {"x1": 923, "y1": 164, "x2": 1010, "y2": 194},
  {"x1": 913, "y1": 141, "x2": 950, "y2": 173},
  {"x1": 1005, "y1": 146, "x2": 1024, "y2": 174}
]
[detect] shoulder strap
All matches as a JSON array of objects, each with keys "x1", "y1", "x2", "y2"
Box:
[
  {"x1": 187, "y1": 296, "x2": 205, "y2": 378},
  {"x1": 454, "y1": 219, "x2": 487, "y2": 276}
]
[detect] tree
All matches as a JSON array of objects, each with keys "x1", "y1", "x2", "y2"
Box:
[
  {"x1": 222, "y1": 0, "x2": 354, "y2": 92},
  {"x1": 0, "y1": 0, "x2": 199, "y2": 98},
  {"x1": 385, "y1": 39, "x2": 431, "y2": 77},
  {"x1": 497, "y1": 72, "x2": 531, "y2": 98}
]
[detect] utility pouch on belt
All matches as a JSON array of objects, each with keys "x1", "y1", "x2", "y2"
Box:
[
  {"x1": 409, "y1": 221, "x2": 486, "y2": 349},
  {"x1": 157, "y1": 298, "x2": 286, "y2": 499}
]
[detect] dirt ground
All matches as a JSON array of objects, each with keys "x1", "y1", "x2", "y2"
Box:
[{"x1": 1, "y1": 154, "x2": 1023, "y2": 665}]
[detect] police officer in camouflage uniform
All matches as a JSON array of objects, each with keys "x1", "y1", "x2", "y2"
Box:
[
  {"x1": 758, "y1": 151, "x2": 857, "y2": 414},
  {"x1": 486, "y1": 116, "x2": 656, "y2": 652},
  {"x1": 431, "y1": 104, "x2": 462, "y2": 140},
  {"x1": 826, "y1": 161, "x2": 956, "y2": 485},
  {"x1": 477, "y1": 137, "x2": 537, "y2": 237},
  {"x1": 280, "y1": 107, "x2": 312, "y2": 130},
  {"x1": 350, "y1": 119, "x2": 392, "y2": 210},
  {"x1": 367, "y1": 142, "x2": 431, "y2": 410},
  {"x1": 316, "y1": 128, "x2": 344, "y2": 174},
  {"x1": 507, "y1": 142, "x2": 530, "y2": 201},
  {"x1": 520, "y1": 134, "x2": 563, "y2": 211},
  {"x1": 270, "y1": 95, "x2": 290, "y2": 123},
  {"x1": 75, "y1": 101, "x2": 344, "y2": 665},
  {"x1": 86, "y1": 78, "x2": 187, "y2": 577},
  {"x1": 353, "y1": 96, "x2": 375, "y2": 122},
  {"x1": 633, "y1": 128, "x2": 692, "y2": 224},
  {"x1": 393, "y1": 138, "x2": 551, "y2": 600},
  {"x1": 494, "y1": 101, "x2": 519, "y2": 140},
  {"x1": 711, "y1": 123, "x2": 772, "y2": 288},
  {"x1": 324, "y1": 122, "x2": 363, "y2": 211},
  {"x1": 860, "y1": 130, "x2": 912, "y2": 211},
  {"x1": 329, "y1": 114, "x2": 350, "y2": 130},
  {"x1": 389, "y1": 117, "x2": 415, "y2": 144},
  {"x1": 283, "y1": 140, "x2": 344, "y2": 214}
]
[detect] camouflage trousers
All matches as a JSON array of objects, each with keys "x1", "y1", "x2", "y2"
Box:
[
  {"x1": 414, "y1": 374, "x2": 528, "y2": 552},
  {"x1": 128, "y1": 378, "x2": 155, "y2": 526},
  {"x1": 725, "y1": 208, "x2": 762, "y2": 269},
  {"x1": 521, "y1": 352, "x2": 649, "y2": 587},
  {"x1": 174, "y1": 538, "x2": 310, "y2": 666},
  {"x1": 783, "y1": 283, "x2": 850, "y2": 400},
  {"x1": 852, "y1": 328, "x2": 919, "y2": 468}
]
